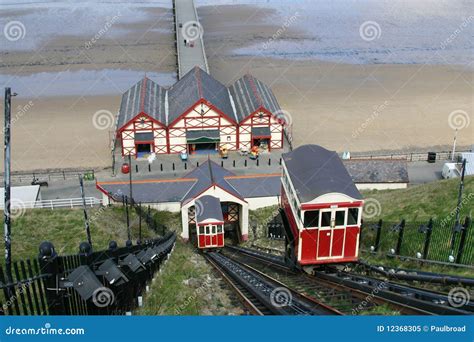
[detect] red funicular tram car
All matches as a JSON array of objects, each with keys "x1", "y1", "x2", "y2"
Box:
[
  {"x1": 195, "y1": 195, "x2": 225, "y2": 249},
  {"x1": 280, "y1": 145, "x2": 364, "y2": 268}
]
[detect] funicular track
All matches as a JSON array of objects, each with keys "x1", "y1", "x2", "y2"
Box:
[
  {"x1": 225, "y1": 246, "x2": 473, "y2": 315},
  {"x1": 204, "y1": 252, "x2": 341, "y2": 315}
]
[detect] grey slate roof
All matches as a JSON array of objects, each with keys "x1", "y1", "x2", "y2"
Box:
[
  {"x1": 282, "y1": 145, "x2": 362, "y2": 203},
  {"x1": 343, "y1": 160, "x2": 409, "y2": 183},
  {"x1": 228, "y1": 74, "x2": 281, "y2": 122},
  {"x1": 98, "y1": 179, "x2": 197, "y2": 203},
  {"x1": 225, "y1": 175, "x2": 280, "y2": 198},
  {"x1": 195, "y1": 195, "x2": 224, "y2": 223},
  {"x1": 97, "y1": 161, "x2": 282, "y2": 205},
  {"x1": 118, "y1": 76, "x2": 167, "y2": 129},
  {"x1": 167, "y1": 67, "x2": 235, "y2": 126}
]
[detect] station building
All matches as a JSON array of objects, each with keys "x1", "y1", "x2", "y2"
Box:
[
  {"x1": 96, "y1": 160, "x2": 281, "y2": 243},
  {"x1": 116, "y1": 67, "x2": 287, "y2": 157}
]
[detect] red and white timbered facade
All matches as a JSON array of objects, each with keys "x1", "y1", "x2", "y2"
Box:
[
  {"x1": 167, "y1": 100, "x2": 238, "y2": 154},
  {"x1": 119, "y1": 114, "x2": 167, "y2": 156},
  {"x1": 239, "y1": 109, "x2": 284, "y2": 151},
  {"x1": 116, "y1": 67, "x2": 286, "y2": 157}
]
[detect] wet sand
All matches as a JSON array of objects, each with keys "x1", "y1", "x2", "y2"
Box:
[{"x1": 0, "y1": 3, "x2": 472, "y2": 171}]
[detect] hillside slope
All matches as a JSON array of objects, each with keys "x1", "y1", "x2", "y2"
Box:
[{"x1": 362, "y1": 176, "x2": 473, "y2": 221}]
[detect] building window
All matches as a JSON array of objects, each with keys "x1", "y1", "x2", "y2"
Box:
[
  {"x1": 335, "y1": 210, "x2": 346, "y2": 226},
  {"x1": 303, "y1": 210, "x2": 319, "y2": 228},
  {"x1": 321, "y1": 212, "x2": 331, "y2": 227},
  {"x1": 348, "y1": 208, "x2": 359, "y2": 225}
]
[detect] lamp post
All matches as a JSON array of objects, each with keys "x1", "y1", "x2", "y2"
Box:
[
  {"x1": 3, "y1": 88, "x2": 14, "y2": 295},
  {"x1": 449, "y1": 158, "x2": 466, "y2": 261},
  {"x1": 79, "y1": 175, "x2": 92, "y2": 249},
  {"x1": 128, "y1": 154, "x2": 133, "y2": 205},
  {"x1": 451, "y1": 128, "x2": 458, "y2": 161}
]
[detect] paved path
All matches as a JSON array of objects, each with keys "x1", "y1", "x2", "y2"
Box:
[{"x1": 174, "y1": 0, "x2": 209, "y2": 78}]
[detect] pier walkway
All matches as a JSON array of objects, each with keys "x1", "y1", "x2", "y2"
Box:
[{"x1": 173, "y1": 0, "x2": 209, "y2": 79}]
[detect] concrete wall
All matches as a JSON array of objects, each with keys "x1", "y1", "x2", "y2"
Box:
[{"x1": 355, "y1": 183, "x2": 408, "y2": 190}]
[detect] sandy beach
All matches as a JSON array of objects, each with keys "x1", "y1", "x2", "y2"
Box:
[{"x1": 0, "y1": 1, "x2": 472, "y2": 171}]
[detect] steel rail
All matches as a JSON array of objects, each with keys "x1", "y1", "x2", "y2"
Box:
[
  {"x1": 357, "y1": 260, "x2": 474, "y2": 286},
  {"x1": 204, "y1": 254, "x2": 266, "y2": 315},
  {"x1": 316, "y1": 268, "x2": 473, "y2": 315},
  {"x1": 226, "y1": 246, "x2": 434, "y2": 315},
  {"x1": 234, "y1": 259, "x2": 343, "y2": 315},
  {"x1": 205, "y1": 252, "x2": 338, "y2": 315}
]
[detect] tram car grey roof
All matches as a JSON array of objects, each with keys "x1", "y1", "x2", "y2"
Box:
[
  {"x1": 195, "y1": 195, "x2": 224, "y2": 222},
  {"x1": 282, "y1": 145, "x2": 362, "y2": 203}
]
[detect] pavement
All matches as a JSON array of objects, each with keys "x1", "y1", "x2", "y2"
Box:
[
  {"x1": 10, "y1": 154, "x2": 448, "y2": 202},
  {"x1": 406, "y1": 160, "x2": 444, "y2": 185}
]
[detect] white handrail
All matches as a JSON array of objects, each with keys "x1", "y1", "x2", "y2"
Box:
[{"x1": 0, "y1": 197, "x2": 102, "y2": 210}]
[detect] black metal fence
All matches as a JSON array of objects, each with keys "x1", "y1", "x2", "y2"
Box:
[
  {"x1": 361, "y1": 216, "x2": 472, "y2": 265},
  {"x1": 0, "y1": 232, "x2": 176, "y2": 315},
  {"x1": 267, "y1": 215, "x2": 285, "y2": 240}
]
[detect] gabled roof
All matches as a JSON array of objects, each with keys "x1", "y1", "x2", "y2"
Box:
[
  {"x1": 117, "y1": 76, "x2": 167, "y2": 129},
  {"x1": 167, "y1": 67, "x2": 235, "y2": 126},
  {"x1": 182, "y1": 159, "x2": 243, "y2": 203},
  {"x1": 228, "y1": 74, "x2": 281, "y2": 122},
  {"x1": 282, "y1": 145, "x2": 362, "y2": 203}
]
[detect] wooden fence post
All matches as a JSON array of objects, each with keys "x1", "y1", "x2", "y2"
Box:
[
  {"x1": 456, "y1": 216, "x2": 471, "y2": 264},
  {"x1": 395, "y1": 219, "x2": 405, "y2": 255},
  {"x1": 374, "y1": 219, "x2": 383, "y2": 252},
  {"x1": 422, "y1": 218, "x2": 433, "y2": 260}
]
